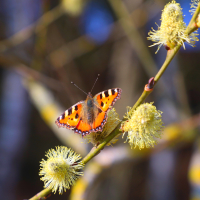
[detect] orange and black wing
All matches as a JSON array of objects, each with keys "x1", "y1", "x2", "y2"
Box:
[
  {"x1": 55, "y1": 101, "x2": 83, "y2": 129},
  {"x1": 92, "y1": 88, "x2": 122, "y2": 130},
  {"x1": 55, "y1": 101, "x2": 94, "y2": 136}
]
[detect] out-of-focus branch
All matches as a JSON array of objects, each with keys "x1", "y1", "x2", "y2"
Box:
[
  {"x1": 0, "y1": 5, "x2": 63, "y2": 53},
  {"x1": 108, "y1": 0, "x2": 157, "y2": 76},
  {"x1": 0, "y1": 54, "x2": 62, "y2": 91}
]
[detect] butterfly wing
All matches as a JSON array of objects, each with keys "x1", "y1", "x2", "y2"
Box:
[
  {"x1": 55, "y1": 101, "x2": 83, "y2": 129},
  {"x1": 74, "y1": 120, "x2": 93, "y2": 135},
  {"x1": 94, "y1": 88, "x2": 122, "y2": 112},
  {"x1": 56, "y1": 101, "x2": 93, "y2": 136},
  {"x1": 92, "y1": 88, "x2": 122, "y2": 130}
]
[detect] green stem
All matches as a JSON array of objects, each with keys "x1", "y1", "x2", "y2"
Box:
[
  {"x1": 29, "y1": 188, "x2": 51, "y2": 200},
  {"x1": 131, "y1": 90, "x2": 153, "y2": 111},
  {"x1": 154, "y1": 46, "x2": 181, "y2": 84},
  {"x1": 81, "y1": 123, "x2": 121, "y2": 164}
]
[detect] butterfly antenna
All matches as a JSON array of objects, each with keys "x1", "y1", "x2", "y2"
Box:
[
  {"x1": 90, "y1": 74, "x2": 100, "y2": 93},
  {"x1": 71, "y1": 82, "x2": 88, "y2": 95}
]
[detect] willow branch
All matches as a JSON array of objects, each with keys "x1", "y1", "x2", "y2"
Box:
[{"x1": 29, "y1": 188, "x2": 51, "y2": 200}]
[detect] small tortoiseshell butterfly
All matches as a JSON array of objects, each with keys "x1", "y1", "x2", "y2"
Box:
[{"x1": 55, "y1": 88, "x2": 122, "y2": 137}]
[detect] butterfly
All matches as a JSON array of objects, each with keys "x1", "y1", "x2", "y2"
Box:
[{"x1": 55, "y1": 88, "x2": 122, "y2": 137}]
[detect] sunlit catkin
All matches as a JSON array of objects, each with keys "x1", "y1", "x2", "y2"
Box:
[
  {"x1": 190, "y1": 0, "x2": 199, "y2": 14},
  {"x1": 190, "y1": 0, "x2": 200, "y2": 27},
  {"x1": 148, "y1": 0, "x2": 198, "y2": 53},
  {"x1": 122, "y1": 103, "x2": 164, "y2": 150},
  {"x1": 39, "y1": 146, "x2": 84, "y2": 194}
]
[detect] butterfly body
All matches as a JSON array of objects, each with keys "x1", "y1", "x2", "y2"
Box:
[
  {"x1": 79, "y1": 93, "x2": 100, "y2": 127},
  {"x1": 56, "y1": 88, "x2": 122, "y2": 136}
]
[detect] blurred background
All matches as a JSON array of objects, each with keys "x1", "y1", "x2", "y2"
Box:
[{"x1": 0, "y1": 0, "x2": 200, "y2": 199}]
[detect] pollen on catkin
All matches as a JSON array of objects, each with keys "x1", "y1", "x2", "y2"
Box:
[
  {"x1": 190, "y1": 0, "x2": 199, "y2": 14},
  {"x1": 84, "y1": 108, "x2": 121, "y2": 146},
  {"x1": 39, "y1": 146, "x2": 84, "y2": 194},
  {"x1": 190, "y1": 0, "x2": 200, "y2": 27},
  {"x1": 122, "y1": 103, "x2": 164, "y2": 150},
  {"x1": 148, "y1": 0, "x2": 198, "y2": 53}
]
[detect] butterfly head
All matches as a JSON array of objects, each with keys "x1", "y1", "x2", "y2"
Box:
[{"x1": 87, "y1": 92, "x2": 93, "y2": 98}]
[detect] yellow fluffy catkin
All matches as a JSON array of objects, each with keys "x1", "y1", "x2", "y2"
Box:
[
  {"x1": 39, "y1": 146, "x2": 84, "y2": 194},
  {"x1": 148, "y1": 0, "x2": 198, "y2": 53},
  {"x1": 122, "y1": 103, "x2": 164, "y2": 149}
]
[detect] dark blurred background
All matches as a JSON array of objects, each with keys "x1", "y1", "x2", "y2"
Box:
[{"x1": 0, "y1": 0, "x2": 200, "y2": 200}]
